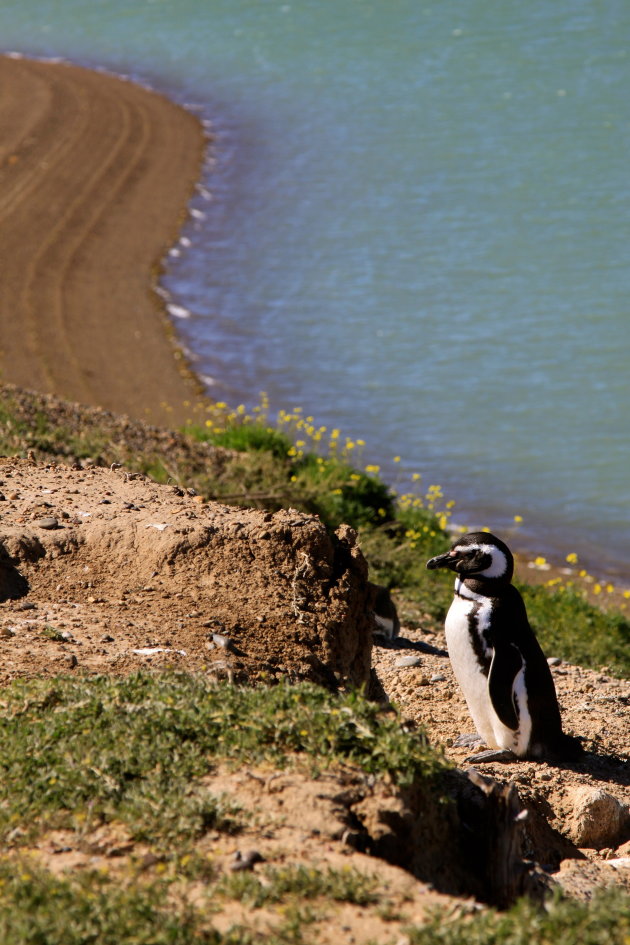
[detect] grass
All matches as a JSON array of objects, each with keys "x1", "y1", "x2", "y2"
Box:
[
  {"x1": 0, "y1": 859, "x2": 627, "y2": 945},
  {"x1": 0, "y1": 859, "x2": 377, "y2": 945},
  {"x1": 520, "y1": 582, "x2": 630, "y2": 674},
  {"x1": 0, "y1": 863, "x2": 218, "y2": 945},
  {"x1": 185, "y1": 418, "x2": 396, "y2": 529},
  {"x1": 0, "y1": 674, "x2": 446, "y2": 850},
  {"x1": 0, "y1": 673, "x2": 444, "y2": 943},
  {"x1": 408, "y1": 888, "x2": 630, "y2": 945},
  {"x1": 216, "y1": 864, "x2": 379, "y2": 908}
]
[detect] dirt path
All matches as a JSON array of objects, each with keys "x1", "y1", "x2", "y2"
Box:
[{"x1": 0, "y1": 56, "x2": 207, "y2": 427}]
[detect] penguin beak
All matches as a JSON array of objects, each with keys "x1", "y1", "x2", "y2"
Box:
[{"x1": 426, "y1": 550, "x2": 456, "y2": 571}]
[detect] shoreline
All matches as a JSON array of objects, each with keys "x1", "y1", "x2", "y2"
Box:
[
  {"x1": 0, "y1": 54, "x2": 209, "y2": 428},
  {"x1": 0, "y1": 55, "x2": 627, "y2": 596}
]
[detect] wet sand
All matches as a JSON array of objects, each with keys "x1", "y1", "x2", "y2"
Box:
[{"x1": 0, "y1": 55, "x2": 207, "y2": 427}]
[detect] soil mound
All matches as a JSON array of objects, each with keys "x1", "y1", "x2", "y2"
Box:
[{"x1": 0, "y1": 457, "x2": 373, "y2": 689}]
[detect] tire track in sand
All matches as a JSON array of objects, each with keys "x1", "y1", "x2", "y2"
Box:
[{"x1": 0, "y1": 56, "x2": 208, "y2": 426}]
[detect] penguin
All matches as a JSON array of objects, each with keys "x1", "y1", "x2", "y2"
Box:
[
  {"x1": 426, "y1": 531, "x2": 583, "y2": 763},
  {"x1": 370, "y1": 583, "x2": 401, "y2": 642}
]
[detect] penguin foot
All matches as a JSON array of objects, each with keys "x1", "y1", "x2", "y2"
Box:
[
  {"x1": 465, "y1": 748, "x2": 518, "y2": 764},
  {"x1": 454, "y1": 733, "x2": 485, "y2": 749}
]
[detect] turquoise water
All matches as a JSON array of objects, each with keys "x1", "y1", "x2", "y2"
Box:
[{"x1": 1, "y1": 0, "x2": 629, "y2": 573}]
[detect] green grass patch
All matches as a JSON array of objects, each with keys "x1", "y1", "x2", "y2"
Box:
[
  {"x1": 185, "y1": 419, "x2": 396, "y2": 529},
  {"x1": 290, "y1": 453, "x2": 395, "y2": 529},
  {"x1": 0, "y1": 395, "x2": 109, "y2": 463},
  {"x1": 0, "y1": 674, "x2": 445, "y2": 848},
  {"x1": 1, "y1": 860, "x2": 628, "y2": 945},
  {"x1": 520, "y1": 582, "x2": 630, "y2": 675},
  {"x1": 186, "y1": 420, "x2": 294, "y2": 460},
  {"x1": 0, "y1": 862, "x2": 218, "y2": 945},
  {"x1": 408, "y1": 888, "x2": 630, "y2": 945},
  {"x1": 217, "y1": 864, "x2": 379, "y2": 908}
]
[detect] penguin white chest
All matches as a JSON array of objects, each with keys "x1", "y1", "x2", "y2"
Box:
[
  {"x1": 444, "y1": 594, "x2": 495, "y2": 738},
  {"x1": 444, "y1": 592, "x2": 513, "y2": 751},
  {"x1": 444, "y1": 590, "x2": 531, "y2": 755}
]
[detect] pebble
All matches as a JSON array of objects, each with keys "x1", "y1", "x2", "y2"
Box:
[
  {"x1": 212, "y1": 633, "x2": 232, "y2": 650},
  {"x1": 547, "y1": 657, "x2": 563, "y2": 667},
  {"x1": 64, "y1": 654, "x2": 78, "y2": 669},
  {"x1": 395, "y1": 655, "x2": 422, "y2": 668},
  {"x1": 0, "y1": 626, "x2": 16, "y2": 638},
  {"x1": 33, "y1": 517, "x2": 59, "y2": 530},
  {"x1": 430, "y1": 673, "x2": 447, "y2": 682}
]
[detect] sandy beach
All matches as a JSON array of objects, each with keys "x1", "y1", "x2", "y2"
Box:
[{"x1": 0, "y1": 55, "x2": 207, "y2": 427}]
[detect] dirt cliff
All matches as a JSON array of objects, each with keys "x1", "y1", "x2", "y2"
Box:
[{"x1": 0, "y1": 457, "x2": 373, "y2": 690}]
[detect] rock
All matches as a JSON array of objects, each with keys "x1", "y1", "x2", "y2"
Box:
[
  {"x1": 33, "y1": 517, "x2": 59, "y2": 530},
  {"x1": 554, "y1": 858, "x2": 629, "y2": 900},
  {"x1": 568, "y1": 787, "x2": 629, "y2": 849},
  {"x1": 395, "y1": 655, "x2": 422, "y2": 668}
]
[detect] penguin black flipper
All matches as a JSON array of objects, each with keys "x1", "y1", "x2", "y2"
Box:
[
  {"x1": 491, "y1": 586, "x2": 580, "y2": 759},
  {"x1": 487, "y1": 641, "x2": 523, "y2": 732}
]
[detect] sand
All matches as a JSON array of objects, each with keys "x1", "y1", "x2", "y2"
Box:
[{"x1": 0, "y1": 55, "x2": 208, "y2": 428}]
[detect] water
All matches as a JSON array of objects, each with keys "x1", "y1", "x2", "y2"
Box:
[{"x1": 1, "y1": 0, "x2": 629, "y2": 575}]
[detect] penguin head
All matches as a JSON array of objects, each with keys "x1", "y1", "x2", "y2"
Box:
[{"x1": 426, "y1": 532, "x2": 514, "y2": 582}]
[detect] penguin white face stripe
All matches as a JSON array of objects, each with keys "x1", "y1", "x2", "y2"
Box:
[{"x1": 453, "y1": 543, "x2": 509, "y2": 579}]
